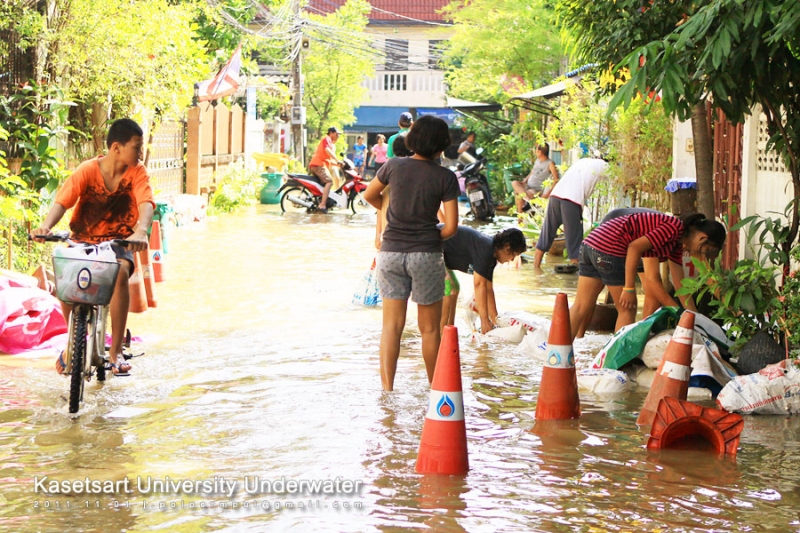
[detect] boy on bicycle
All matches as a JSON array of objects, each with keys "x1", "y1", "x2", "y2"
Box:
[{"x1": 32, "y1": 118, "x2": 154, "y2": 376}]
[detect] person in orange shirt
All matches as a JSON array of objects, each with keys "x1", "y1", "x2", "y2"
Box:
[
  {"x1": 308, "y1": 127, "x2": 342, "y2": 214},
  {"x1": 32, "y1": 118, "x2": 154, "y2": 376}
]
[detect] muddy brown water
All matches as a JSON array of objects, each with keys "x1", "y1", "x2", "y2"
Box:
[{"x1": 1, "y1": 205, "x2": 799, "y2": 532}]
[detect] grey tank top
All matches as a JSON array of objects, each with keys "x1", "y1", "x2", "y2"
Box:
[{"x1": 527, "y1": 158, "x2": 553, "y2": 190}]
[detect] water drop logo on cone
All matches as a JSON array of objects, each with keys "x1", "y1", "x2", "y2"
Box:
[
  {"x1": 535, "y1": 292, "x2": 580, "y2": 421},
  {"x1": 415, "y1": 325, "x2": 469, "y2": 475}
]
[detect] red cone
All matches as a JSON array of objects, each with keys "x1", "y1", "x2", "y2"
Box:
[
  {"x1": 138, "y1": 248, "x2": 157, "y2": 308},
  {"x1": 128, "y1": 252, "x2": 148, "y2": 313},
  {"x1": 415, "y1": 325, "x2": 469, "y2": 475},
  {"x1": 150, "y1": 219, "x2": 164, "y2": 282},
  {"x1": 535, "y1": 292, "x2": 580, "y2": 420}
]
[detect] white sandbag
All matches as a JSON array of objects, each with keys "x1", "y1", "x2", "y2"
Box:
[
  {"x1": 484, "y1": 324, "x2": 526, "y2": 343},
  {"x1": 624, "y1": 364, "x2": 656, "y2": 389},
  {"x1": 496, "y1": 310, "x2": 551, "y2": 333},
  {"x1": 513, "y1": 327, "x2": 550, "y2": 361},
  {"x1": 462, "y1": 295, "x2": 479, "y2": 331},
  {"x1": 577, "y1": 368, "x2": 633, "y2": 395},
  {"x1": 687, "y1": 387, "x2": 713, "y2": 400},
  {"x1": 640, "y1": 329, "x2": 737, "y2": 387},
  {"x1": 717, "y1": 362, "x2": 800, "y2": 415},
  {"x1": 641, "y1": 331, "x2": 673, "y2": 369}
]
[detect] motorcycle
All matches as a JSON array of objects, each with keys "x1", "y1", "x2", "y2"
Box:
[
  {"x1": 277, "y1": 157, "x2": 372, "y2": 215},
  {"x1": 456, "y1": 149, "x2": 495, "y2": 221}
]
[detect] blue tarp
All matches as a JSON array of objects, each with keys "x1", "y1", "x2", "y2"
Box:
[
  {"x1": 347, "y1": 106, "x2": 409, "y2": 132},
  {"x1": 665, "y1": 177, "x2": 697, "y2": 193}
]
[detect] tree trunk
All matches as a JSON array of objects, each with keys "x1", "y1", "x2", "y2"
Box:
[{"x1": 691, "y1": 102, "x2": 716, "y2": 218}]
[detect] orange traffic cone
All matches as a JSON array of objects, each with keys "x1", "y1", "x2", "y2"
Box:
[
  {"x1": 535, "y1": 292, "x2": 580, "y2": 420},
  {"x1": 150, "y1": 219, "x2": 164, "y2": 282},
  {"x1": 415, "y1": 325, "x2": 469, "y2": 475},
  {"x1": 637, "y1": 311, "x2": 696, "y2": 427},
  {"x1": 138, "y1": 248, "x2": 157, "y2": 308},
  {"x1": 647, "y1": 396, "x2": 744, "y2": 455},
  {"x1": 128, "y1": 252, "x2": 148, "y2": 313}
]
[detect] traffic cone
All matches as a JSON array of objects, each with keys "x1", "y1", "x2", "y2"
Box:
[
  {"x1": 128, "y1": 252, "x2": 148, "y2": 313},
  {"x1": 150, "y1": 219, "x2": 164, "y2": 282},
  {"x1": 647, "y1": 396, "x2": 744, "y2": 455},
  {"x1": 138, "y1": 248, "x2": 157, "y2": 308},
  {"x1": 637, "y1": 311, "x2": 696, "y2": 427},
  {"x1": 535, "y1": 292, "x2": 580, "y2": 420},
  {"x1": 415, "y1": 325, "x2": 469, "y2": 475}
]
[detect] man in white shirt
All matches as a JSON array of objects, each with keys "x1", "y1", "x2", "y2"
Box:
[{"x1": 533, "y1": 157, "x2": 609, "y2": 270}]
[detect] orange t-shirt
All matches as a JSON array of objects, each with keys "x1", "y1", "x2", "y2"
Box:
[
  {"x1": 309, "y1": 136, "x2": 336, "y2": 167},
  {"x1": 55, "y1": 157, "x2": 155, "y2": 243}
]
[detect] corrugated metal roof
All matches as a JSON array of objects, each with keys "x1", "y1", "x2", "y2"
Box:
[{"x1": 307, "y1": 0, "x2": 451, "y2": 23}]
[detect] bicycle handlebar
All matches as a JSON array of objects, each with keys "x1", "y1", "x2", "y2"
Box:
[{"x1": 28, "y1": 233, "x2": 132, "y2": 247}]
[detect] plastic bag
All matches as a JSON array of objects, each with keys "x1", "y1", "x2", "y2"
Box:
[
  {"x1": 352, "y1": 257, "x2": 381, "y2": 307},
  {"x1": 717, "y1": 362, "x2": 800, "y2": 415},
  {"x1": 577, "y1": 368, "x2": 633, "y2": 395},
  {"x1": 591, "y1": 306, "x2": 680, "y2": 370},
  {"x1": 514, "y1": 327, "x2": 550, "y2": 361}
]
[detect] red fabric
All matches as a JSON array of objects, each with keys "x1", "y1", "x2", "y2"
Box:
[{"x1": 0, "y1": 277, "x2": 68, "y2": 354}]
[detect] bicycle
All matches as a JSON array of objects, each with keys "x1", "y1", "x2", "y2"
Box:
[{"x1": 31, "y1": 232, "x2": 129, "y2": 414}]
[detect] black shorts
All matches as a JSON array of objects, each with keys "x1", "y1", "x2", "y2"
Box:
[{"x1": 111, "y1": 243, "x2": 135, "y2": 276}]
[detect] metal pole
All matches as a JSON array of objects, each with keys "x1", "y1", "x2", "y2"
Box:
[{"x1": 291, "y1": 0, "x2": 305, "y2": 167}]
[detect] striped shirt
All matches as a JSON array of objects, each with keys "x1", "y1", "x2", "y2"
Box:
[{"x1": 584, "y1": 212, "x2": 685, "y2": 263}]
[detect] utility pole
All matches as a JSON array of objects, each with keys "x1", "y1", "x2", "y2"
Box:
[{"x1": 290, "y1": 0, "x2": 305, "y2": 167}]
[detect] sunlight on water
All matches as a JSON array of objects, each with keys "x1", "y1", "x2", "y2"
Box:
[{"x1": 2, "y1": 205, "x2": 800, "y2": 532}]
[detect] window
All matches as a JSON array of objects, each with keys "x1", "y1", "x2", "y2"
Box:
[
  {"x1": 429, "y1": 40, "x2": 445, "y2": 69},
  {"x1": 383, "y1": 74, "x2": 407, "y2": 91},
  {"x1": 385, "y1": 39, "x2": 408, "y2": 71}
]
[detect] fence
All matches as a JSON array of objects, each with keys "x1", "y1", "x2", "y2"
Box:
[
  {"x1": 145, "y1": 119, "x2": 185, "y2": 197},
  {"x1": 186, "y1": 102, "x2": 247, "y2": 195}
]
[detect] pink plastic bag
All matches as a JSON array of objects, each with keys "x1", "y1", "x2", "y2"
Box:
[{"x1": 0, "y1": 277, "x2": 68, "y2": 354}]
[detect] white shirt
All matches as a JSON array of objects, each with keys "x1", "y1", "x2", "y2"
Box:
[{"x1": 550, "y1": 158, "x2": 608, "y2": 205}]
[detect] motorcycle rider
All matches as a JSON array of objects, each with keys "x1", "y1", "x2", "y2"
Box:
[{"x1": 308, "y1": 127, "x2": 342, "y2": 214}]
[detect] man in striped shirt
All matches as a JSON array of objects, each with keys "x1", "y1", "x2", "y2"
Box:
[{"x1": 569, "y1": 211, "x2": 726, "y2": 339}]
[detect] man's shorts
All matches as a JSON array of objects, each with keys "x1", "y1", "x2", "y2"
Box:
[
  {"x1": 578, "y1": 244, "x2": 626, "y2": 287},
  {"x1": 309, "y1": 165, "x2": 333, "y2": 185},
  {"x1": 111, "y1": 243, "x2": 135, "y2": 276},
  {"x1": 377, "y1": 251, "x2": 445, "y2": 306}
]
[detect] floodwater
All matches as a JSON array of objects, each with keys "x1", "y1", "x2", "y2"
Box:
[{"x1": 2, "y1": 205, "x2": 800, "y2": 533}]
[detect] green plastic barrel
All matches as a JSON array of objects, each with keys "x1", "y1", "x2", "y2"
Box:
[
  {"x1": 152, "y1": 201, "x2": 174, "y2": 254},
  {"x1": 260, "y1": 173, "x2": 284, "y2": 204}
]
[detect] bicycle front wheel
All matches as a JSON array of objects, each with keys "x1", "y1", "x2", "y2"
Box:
[
  {"x1": 69, "y1": 306, "x2": 88, "y2": 414},
  {"x1": 350, "y1": 190, "x2": 375, "y2": 215}
]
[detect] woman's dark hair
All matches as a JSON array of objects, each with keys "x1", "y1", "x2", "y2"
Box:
[
  {"x1": 537, "y1": 144, "x2": 550, "y2": 157},
  {"x1": 404, "y1": 115, "x2": 451, "y2": 158},
  {"x1": 107, "y1": 118, "x2": 143, "y2": 148},
  {"x1": 681, "y1": 212, "x2": 727, "y2": 249},
  {"x1": 493, "y1": 228, "x2": 528, "y2": 254},
  {"x1": 392, "y1": 133, "x2": 413, "y2": 157}
]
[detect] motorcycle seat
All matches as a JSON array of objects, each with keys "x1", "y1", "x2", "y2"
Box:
[{"x1": 289, "y1": 173, "x2": 322, "y2": 184}]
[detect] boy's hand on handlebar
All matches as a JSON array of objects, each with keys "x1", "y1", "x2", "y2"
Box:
[
  {"x1": 30, "y1": 227, "x2": 52, "y2": 238},
  {"x1": 125, "y1": 229, "x2": 150, "y2": 252}
]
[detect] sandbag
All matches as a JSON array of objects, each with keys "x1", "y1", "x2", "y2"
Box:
[
  {"x1": 577, "y1": 368, "x2": 633, "y2": 395},
  {"x1": 717, "y1": 362, "x2": 800, "y2": 415},
  {"x1": 513, "y1": 327, "x2": 550, "y2": 361}
]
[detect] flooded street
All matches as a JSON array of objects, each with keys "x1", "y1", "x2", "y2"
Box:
[{"x1": 2, "y1": 205, "x2": 800, "y2": 532}]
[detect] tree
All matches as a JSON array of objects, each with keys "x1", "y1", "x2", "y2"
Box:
[
  {"x1": 301, "y1": 0, "x2": 373, "y2": 142},
  {"x1": 556, "y1": 0, "x2": 717, "y2": 217},
  {"x1": 608, "y1": 0, "x2": 800, "y2": 262},
  {"x1": 440, "y1": 0, "x2": 563, "y2": 102}
]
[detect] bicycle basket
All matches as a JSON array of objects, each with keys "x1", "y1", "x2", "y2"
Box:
[{"x1": 52, "y1": 247, "x2": 120, "y2": 305}]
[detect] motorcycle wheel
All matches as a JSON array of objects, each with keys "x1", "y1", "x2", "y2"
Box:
[
  {"x1": 349, "y1": 190, "x2": 375, "y2": 215},
  {"x1": 280, "y1": 187, "x2": 315, "y2": 213}
]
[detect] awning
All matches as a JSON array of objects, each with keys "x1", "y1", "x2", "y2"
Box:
[
  {"x1": 445, "y1": 96, "x2": 502, "y2": 113},
  {"x1": 416, "y1": 107, "x2": 461, "y2": 126},
  {"x1": 509, "y1": 77, "x2": 580, "y2": 102},
  {"x1": 346, "y1": 106, "x2": 410, "y2": 132}
]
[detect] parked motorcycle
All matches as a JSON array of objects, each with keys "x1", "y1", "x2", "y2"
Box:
[
  {"x1": 457, "y1": 149, "x2": 495, "y2": 221},
  {"x1": 277, "y1": 158, "x2": 371, "y2": 215}
]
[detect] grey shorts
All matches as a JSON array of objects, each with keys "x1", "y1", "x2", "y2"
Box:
[
  {"x1": 309, "y1": 165, "x2": 333, "y2": 185},
  {"x1": 578, "y1": 244, "x2": 626, "y2": 286},
  {"x1": 111, "y1": 243, "x2": 135, "y2": 276},
  {"x1": 377, "y1": 251, "x2": 445, "y2": 306}
]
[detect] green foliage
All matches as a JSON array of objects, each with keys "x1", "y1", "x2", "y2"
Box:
[
  {"x1": 0, "y1": 81, "x2": 74, "y2": 192},
  {"x1": 208, "y1": 161, "x2": 261, "y2": 214},
  {"x1": 253, "y1": 81, "x2": 291, "y2": 121},
  {"x1": 607, "y1": 96, "x2": 672, "y2": 210},
  {"x1": 778, "y1": 246, "x2": 800, "y2": 348},
  {"x1": 679, "y1": 256, "x2": 781, "y2": 353},
  {"x1": 303, "y1": 0, "x2": 374, "y2": 142},
  {"x1": 440, "y1": 0, "x2": 563, "y2": 102},
  {"x1": 546, "y1": 79, "x2": 610, "y2": 154}
]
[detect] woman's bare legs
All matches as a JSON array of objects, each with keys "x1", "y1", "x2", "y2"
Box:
[
  {"x1": 380, "y1": 298, "x2": 408, "y2": 391},
  {"x1": 418, "y1": 300, "x2": 444, "y2": 384},
  {"x1": 570, "y1": 275, "x2": 605, "y2": 340}
]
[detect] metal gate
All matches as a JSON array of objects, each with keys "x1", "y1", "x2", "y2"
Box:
[
  {"x1": 712, "y1": 108, "x2": 743, "y2": 269},
  {"x1": 146, "y1": 119, "x2": 185, "y2": 196}
]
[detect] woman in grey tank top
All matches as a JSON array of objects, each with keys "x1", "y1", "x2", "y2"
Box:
[{"x1": 512, "y1": 144, "x2": 559, "y2": 214}]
